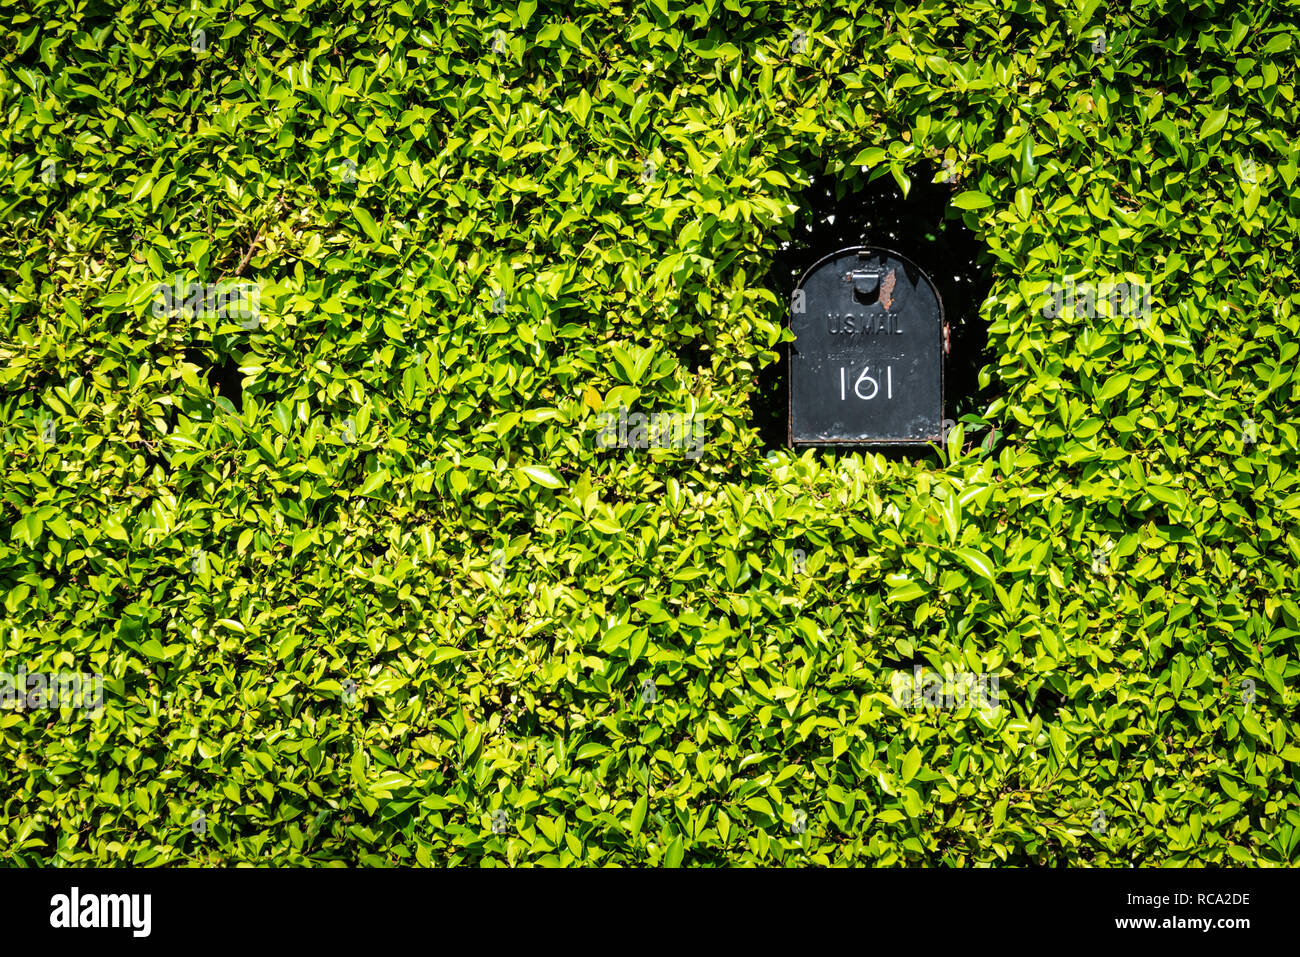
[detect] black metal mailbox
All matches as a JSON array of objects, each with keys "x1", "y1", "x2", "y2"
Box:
[{"x1": 788, "y1": 246, "x2": 944, "y2": 445}]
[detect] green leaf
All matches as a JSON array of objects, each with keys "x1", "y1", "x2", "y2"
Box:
[
  {"x1": 150, "y1": 173, "x2": 174, "y2": 210},
  {"x1": 890, "y1": 164, "x2": 911, "y2": 197},
  {"x1": 901, "y1": 746, "x2": 921, "y2": 784},
  {"x1": 354, "y1": 206, "x2": 381, "y2": 243},
  {"x1": 1199, "y1": 107, "x2": 1229, "y2": 140},
  {"x1": 663, "y1": 836, "x2": 684, "y2": 867},
  {"x1": 630, "y1": 795, "x2": 648, "y2": 837},
  {"x1": 358, "y1": 470, "x2": 391, "y2": 496},
  {"x1": 1019, "y1": 134, "x2": 1037, "y2": 183},
  {"x1": 953, "y1": 191, "x2": 993, "y2": 210},
  {"x1": 887, "y1": 580, "x2": 927, "y2": 603},
  {"x1": 370, "y1": 771, "x2": 412, "y2": 793},
  {"x1": 952, "y1": 547, "x2": 996, "y2": 581},
  {"x1": 517, "y1": 465, "x2": 564, "y2": 489},
  {"x1": 1014, "y1": 186, "x2": 1033, "y2": 219},
  {"x1": 1096, "y1": 374, "x2": 1130, "y2": 403},
  {"x1": 291, "y1": 528, "x2": 313, "y2": 558},
  {"x1": 851, "y1": 146, "x2": 887, "y2": 167}
]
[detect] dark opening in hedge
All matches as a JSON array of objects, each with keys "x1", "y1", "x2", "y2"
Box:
[
  {"x1": 751, "y1": 161, "x2": 995, "y2": 454},
  {"x1": 185, "y1": 342, "x2": 244, "y2": 412}
]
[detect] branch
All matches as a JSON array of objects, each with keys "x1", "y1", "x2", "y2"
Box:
[{"x1": 220, "y1": 224, "x2": 263, "y2": 281}]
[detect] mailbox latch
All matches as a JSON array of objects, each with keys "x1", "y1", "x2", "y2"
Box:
[
  {"x1": 845, "y1": 266, "x2": 881, "y2": 298},
  {"x1": 844, "y1": 255, "x2": 897, "y2": 308}
]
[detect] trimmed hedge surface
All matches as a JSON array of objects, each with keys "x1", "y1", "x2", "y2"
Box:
[{"x1": 2, "y1": 0, "x2": 1299, "y2": 865}]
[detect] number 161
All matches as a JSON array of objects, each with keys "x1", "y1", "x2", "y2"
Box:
[{"x1": 839, "y1": 364, "x2": 893, "y2": 401}]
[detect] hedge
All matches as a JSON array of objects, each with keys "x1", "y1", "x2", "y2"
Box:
[{"x1": 2, "y1": 0, "x2": 1298, "y2": 866}]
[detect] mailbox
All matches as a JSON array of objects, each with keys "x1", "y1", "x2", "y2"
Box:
[{"x1": 788, "y1": 246, "x2": 944, "y2": 445}]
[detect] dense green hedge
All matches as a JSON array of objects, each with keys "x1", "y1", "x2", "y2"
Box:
[{"x1": 3, "y1": 0, "x2": 1299, "y2": 866}]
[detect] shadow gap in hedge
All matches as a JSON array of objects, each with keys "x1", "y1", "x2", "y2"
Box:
[{"x1": 750, "y1": 160, "x2": 997, "y2": 460}]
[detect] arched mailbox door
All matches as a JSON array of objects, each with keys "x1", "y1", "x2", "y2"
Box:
[{"x1": 788, "y1": 246, "x2": 944, "y2": 445}]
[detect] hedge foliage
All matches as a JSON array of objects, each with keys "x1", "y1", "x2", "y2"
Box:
[{"x1": 2, "y1": 0, "x2": 1299, "y2": 866}]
